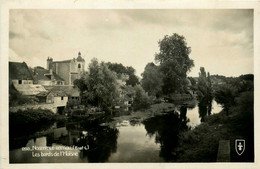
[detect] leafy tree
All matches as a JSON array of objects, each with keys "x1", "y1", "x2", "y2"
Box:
[
  {"x1": 106, "y1": 62, "x2": 127, "y2": 75},
  {"x1": 126, "y1": 66, "x2": 140, "y2": 86},
  {"x1": 74, "y1": 58, "x2": 120, "y2": 112},
  {"x1": 214, "y1": 85, "x2": 236, "y2": 116},
  {"x1": 239, "y1": 74, "x2": 254, "y2": 81},
  {"x1": 106, "y1": 62, "x2": 139, "y2": 86},
  {"x1": 132, "y1": 85, "x2": 151, "y2": 110},
  {"x1": 141, "y1": 62, "x2": 163, "y2": 97},
  {"x1": 188, "y1": 77, "x2": 196, "y2": 86},
  {"x1": 155, "y1": 33, "x2": 194, "y2": 94},
  {"x1": 197, "y1": 67, "x2": 213, "y2": 102}
]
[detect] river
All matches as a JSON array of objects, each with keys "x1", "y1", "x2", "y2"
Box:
[{"x1": 9, "y1": 100, "x2": 222, "y2": 163}]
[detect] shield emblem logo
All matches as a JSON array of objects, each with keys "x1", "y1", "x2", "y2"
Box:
[{"x1": 235, "y1": 139, "x2": 245, "y2": 156}]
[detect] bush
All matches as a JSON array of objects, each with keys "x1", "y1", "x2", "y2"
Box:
[
  {"x1": 214, "y1": 85, "x2": 236, "y2": 116},
  {"x1": 204, "y1": 111, "x2": 228, "y2": 125},
  {"x1": 9, "y1": 109, "x2": 55, "y2": 138}
]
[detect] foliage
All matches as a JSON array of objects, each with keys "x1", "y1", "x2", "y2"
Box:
[
  {"x1": 125, "y1": 66, "x2": 140, "y2": 86},
  {"x1": 155, "y1": 33, "x2": 194, "y2": 94},
  {"x1": 106, "y1": 62, "x2": 127, "y2": 75},
  {"x1": 211, "y1": 74, "x2": 254, "y2": 93},
  {"x1": 9, "y1": 109, "x2": 55, "y2": 138},
  {"x1": 10, "y1": 108, "x2": 55, "y2": 124},
  {"x1": 74, "y1": 73, "x2": 89, "y2": 92},
  {"x1": 197, "y1": 67, "x2": 213, "y2": 101},
  {"x1": 235, "y1": 91, "x2": 254, "y2": 117},
  {"x1": 229, "y1": 75, "x2": 254, "y2": 93},
  {"x1": 176, "y1": 93, "x2": 254, "y2": 162},
  {"x1": 188, "y1": 77, "x2": 197, "y2": 90},
  {"x1": 106, "y1": 62, "x2": 140, "y2": 86},
  {"x1": 74, "y1": 58, "x2": 120, "y2": 112},
  {"x1": 132, "y1": 85, "x2": 151, "y2": 110},
  {"x1": 66, "y1": 99, "x2": 81, "y2": 109},
  {"x1": 214, "y1": 85, "x2": 236, "y2": 116},
  {"x1": 141, "y1": 62, "x2": 163, "y2": 97},
  {"x1": 239, "y1": 74, "x2": 254, "y2": 81}
]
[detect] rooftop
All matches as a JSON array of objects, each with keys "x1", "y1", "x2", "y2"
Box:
[
  {"x1": 13, "y1": 84, "x2": 46, "y2": 95},
  {"x1": 44, "y1": 85, "x2": 80, "y2": 97},
  {"x1": 33, "y1": 67, "x2": 64, "y2": 82},
  {"x1": 9, "y1": 62, "x2": 33, "y2": 80}
]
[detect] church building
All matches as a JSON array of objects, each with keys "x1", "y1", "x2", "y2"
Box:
[{"x1": 47, "y1": 52, "x2": 85, "y2": 85}]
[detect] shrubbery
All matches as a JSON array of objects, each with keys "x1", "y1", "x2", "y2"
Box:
[{"x1": 9, "y1": 109, "x2": 55, "y2": 138}]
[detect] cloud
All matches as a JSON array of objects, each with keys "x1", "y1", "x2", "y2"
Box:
[
  {"x1": 9, "y1": 31, "x2": 23, "y2": 39},
  {"x1": 9, "y1": 9, "x2": 253, "y2": 77}
]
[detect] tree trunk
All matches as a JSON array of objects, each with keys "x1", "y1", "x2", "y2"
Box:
[{"x1": 226, "y1": 108, "x2": 229, "y2": 116}]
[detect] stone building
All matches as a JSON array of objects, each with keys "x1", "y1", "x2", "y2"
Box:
[
  {"x1": 9, "y1": 62, "x2": 47, "y2": 95},
  {"x1": 9, "y1": 62, "x2": 34, "y2": 85},
  {"x1": 36, "y1": 88, "x2": 68, "y2": 114},
  {"x1": 44, "y1": 85, "x2": 81, "y2": 102},
  {"x1": 47, "y1": 52, "x2": 85, "y2": 85},
  {"x1": 33, "y1": 66, "x2": 65, "y2": 86}
]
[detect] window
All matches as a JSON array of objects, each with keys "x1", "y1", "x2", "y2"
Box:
[
  {"x1": 18, "y1": 80, "x2": 22, "y2": 84},
  {"x1": 61, "y1": 96, "x2": 64, "y2": 100},
  {"x1": 78, "y1": 64, "x2": 81, "y2": 68}
]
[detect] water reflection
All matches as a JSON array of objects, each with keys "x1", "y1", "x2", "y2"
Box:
[
  {"x1": 10, "y1": 100, "x2": 222, "y2": 163},
  {"x1": 76, "y1": 126, "x2": 118, "y2": 162},
  {"x1": 143, "y1": 113, "x2": 189, "y2": 161},
  {"x1": 10, "y1": 119, "x2": 119, "y2": 163}
]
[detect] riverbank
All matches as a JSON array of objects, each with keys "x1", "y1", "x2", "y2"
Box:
[
  {"x1": 9, "y1": 108, "x2": 66, "y2": 140},
  {"x1": 175, "y1": 91, "x2": 254, "y2": 162},
  {"x1": 107, "y1": 102, "x2": 177, "y2": 127}
]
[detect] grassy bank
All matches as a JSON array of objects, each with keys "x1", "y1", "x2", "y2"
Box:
[{"x1": 175, "y1": 91, "x2": 254, "y2": 162}]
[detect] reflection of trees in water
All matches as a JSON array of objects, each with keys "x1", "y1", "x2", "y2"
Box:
[
  {"x1": 198, "y1": 98, "x2": 212, "y2": 122},
  {"x1": 180, "y1": 106, "x2": 187, "y2": 121},
  {"x1": 143, "y1": 113, "x2": 188, "y2": 161},
  {"x1": 72, "y1": 121, "x2": 119, "y2": 162}
]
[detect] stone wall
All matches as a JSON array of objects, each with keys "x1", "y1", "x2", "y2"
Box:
[{"x1": 54, "y1": 62, "x2": 70, "y2": 85}]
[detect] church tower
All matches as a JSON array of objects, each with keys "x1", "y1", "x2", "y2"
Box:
[{"x1": 76, "y1": 51, "x2": 85, "y2": 73}]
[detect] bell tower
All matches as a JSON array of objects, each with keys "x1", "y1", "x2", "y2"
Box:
[
  {"x1": 76, "y1": 51, "x2": 85, "y2": 72},
  {"x1": 47, "y1": 57, "x2": 53, "y2": 70}
]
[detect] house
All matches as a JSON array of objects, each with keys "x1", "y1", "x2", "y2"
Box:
[
  {"x1": 33, "y1": 66, "x2": 65, "y2": 86},
  {"x1": 9, "y1": 62, "x2": 47, "y2": 95},
  {"x1": 9, "y1": 62, "x2": 34, "y2": 85},
  {"x1": 13, "y1": 84, "x2": 47, "y2": 96},
  {"x1": 36, "y1": 88, "x2": 68, "y2": 114},
  {"x1": 46, "y1": 52, "x2": 85, "y2": 85},
  {"x1": 44, "y1": 85, "x2": 81, "y2": 102}
]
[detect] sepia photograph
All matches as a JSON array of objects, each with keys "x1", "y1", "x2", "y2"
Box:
[{"x1": 5, "y1": 8, "x2": 256, "y2": 164}]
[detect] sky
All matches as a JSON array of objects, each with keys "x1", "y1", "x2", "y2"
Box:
[{"x1": 9, "y1": 9, "x2": 253, "y2": 77}]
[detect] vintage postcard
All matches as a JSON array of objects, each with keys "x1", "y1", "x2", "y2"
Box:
[{"x1": 1, "y1": 0, "x2": 260, "y2": 169}]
